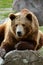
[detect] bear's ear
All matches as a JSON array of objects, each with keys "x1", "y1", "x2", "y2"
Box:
[
  {"x1": 9, "y1": 13, "x2": 16, "y2": 20},
  {"x1": 26, "y1": 13, "x2": 32, "y2": 21}
]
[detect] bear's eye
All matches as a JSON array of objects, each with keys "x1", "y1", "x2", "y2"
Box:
[
  {"x1": 22, "y1": 24, "x2": 25, "y2": 27},
  {"x1": 15, "y1": 24, "x2": 18, "y2": 27}
]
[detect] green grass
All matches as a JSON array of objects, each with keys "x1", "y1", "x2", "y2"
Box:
[
  {"x1": 0, "y1": 0, "x2": 13, "y2": 8},
  {"x1": 0, "y1": 0, "x2": 13, "y2": 21},
  {"x1": 39, "y1": 26, "x2": 43, "y2": 32}
]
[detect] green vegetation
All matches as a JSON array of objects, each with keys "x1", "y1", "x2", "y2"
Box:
[
  {"x1": 39, "y1": 26, "x2": 43, "y2": 32},
  {"x1": 0, "y1": 0, "x2": 13, "y2": 8},
  {"x1": 0, "y1": 0, "x2": 13, "y2": 21}
]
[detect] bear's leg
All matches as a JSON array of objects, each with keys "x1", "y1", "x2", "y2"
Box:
[
  {"x1": 37, "y1": 33, "x2": 43, "y2": 50},
  {"x1": 0, "y1": 24, "x2": 5, "y2": 44},
  {"x1": 0, "y1": 32, "x2": 14, "y2": 58},
  {"x1": 15, "y1": 41, "x2": 36, "y2": 50}
]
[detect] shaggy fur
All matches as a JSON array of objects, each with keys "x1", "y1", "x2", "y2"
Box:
[{"x1": 0, "y1": 9, "x2": 43, "y2": 57}]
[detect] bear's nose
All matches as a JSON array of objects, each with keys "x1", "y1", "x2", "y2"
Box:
[{"x1": 17, "y1": 31, "x2": 22, "y2": 36}]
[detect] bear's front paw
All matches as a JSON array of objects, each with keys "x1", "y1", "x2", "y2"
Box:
[
  {"x1": 15, "y1": 41, "x2": 30, "y2": 50},
  {"x1": 0, "y1": 47, "x2": 6, "y2": 58},
  {"x1": 15, "y1": 41, "x2": 35, "y2": 50}
]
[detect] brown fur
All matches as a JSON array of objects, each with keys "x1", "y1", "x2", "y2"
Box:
[
  {"x1": 15, "y1": 31, "x2": 43, "y2": 50},
  {"x1": 0, "y1": 9, "x2": 43, "y2": 55}
]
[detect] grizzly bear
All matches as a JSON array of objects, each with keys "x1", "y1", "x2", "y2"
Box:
[{"x1": 0, "y1": 9, "x2": 43, "y2": 58}]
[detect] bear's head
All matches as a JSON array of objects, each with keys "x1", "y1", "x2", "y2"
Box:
[{"x1": 9, "y1": 9, "x2": 39, "y2": 40}]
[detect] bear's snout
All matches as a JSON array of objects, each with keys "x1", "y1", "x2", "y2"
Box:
[
  {"x1": 16, "y1": 25, "x2": 25, "y2": 38},
  {"x1": 17, "y1": 31, "x2": 22, "y2": 36}
]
